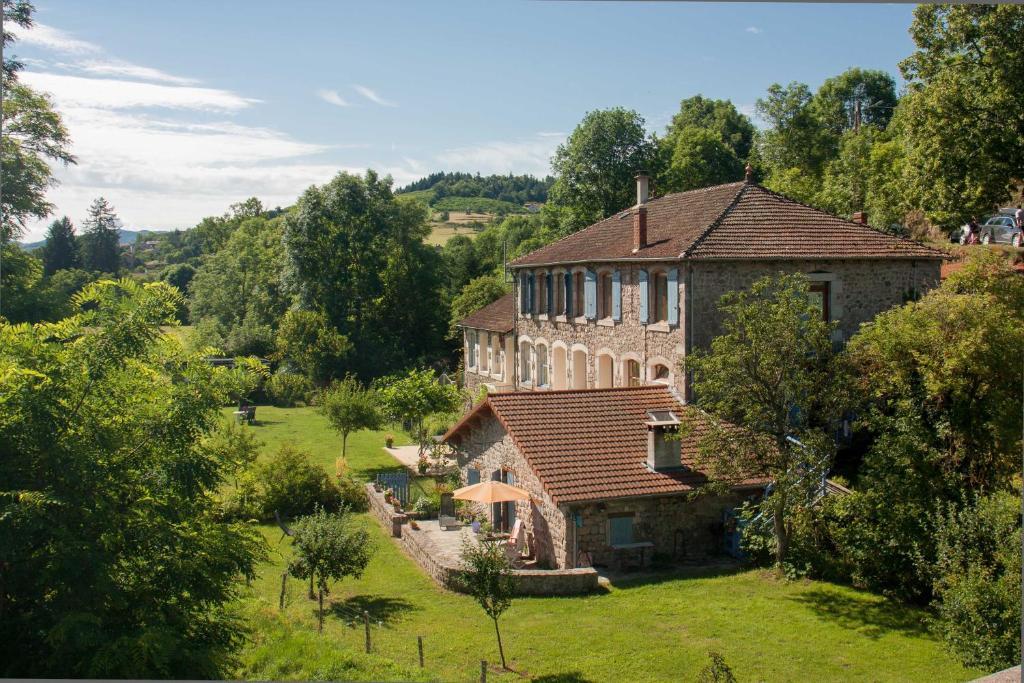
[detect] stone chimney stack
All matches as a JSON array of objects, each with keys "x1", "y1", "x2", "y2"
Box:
[
  {"x1": 852, "y1": 211, "x2": 868, "y2": 225},
  {"x1": 633, "y1": 172, "x2": 649, "y2": 252},
  {"x1": 744, "y1": 163, "x2": 754, "y2": 183}
]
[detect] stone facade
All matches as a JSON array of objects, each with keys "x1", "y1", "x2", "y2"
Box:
[
  {"x1": 504, "y1": 257, "x2": 940, "y2": 398},
  {"x1": 456, "y1": 417, "x2": 567, "y2": 568},
  {"x1": 462, "y1": 330, "x2": 515, "y2": 397}
]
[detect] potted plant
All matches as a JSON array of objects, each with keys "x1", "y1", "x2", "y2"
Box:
[
  {"x1": 409, "y1": 519, "x2": 420, "y2": 530},
  {"x1": 385, "y1": 434, "x2": 395, "y2": 448},
  {"x1": 417, "y1": 454, "x2": 429, "y2": 475},
  {"x1": 384, "y1": 488, "x2": 394, "y2": 504}
]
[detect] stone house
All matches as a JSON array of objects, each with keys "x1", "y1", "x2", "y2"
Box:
[
  {"x1": 459, "y1": 171, "x2": 946, "y2": 397},
  {"x1": 442, "y1": 385, "x2": 767, "y2": 569}
]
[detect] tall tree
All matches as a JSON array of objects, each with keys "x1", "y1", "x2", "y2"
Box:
[
  {"x1": 1, "y1": 0, "x2": 76, "y2": 241},
  {"x1": 812, "y1": 68, "x2": 898, "y2": 139},
  {"x1": 549, "y1": 108, "x2": 659, "y2": 231},
  {"x1": 448, "y1": 274, "x2": 508, "y2": 340},
  {"x1": 0, "y1": 279, "x2": 267, "y2": 677},
  {"x1": 685, "y1": 274, "x2": 843, "y2": 566},
  {"x1": 40, "y1": 216, "x2": 79, "y2": 275},
  {"x1": 662, "y1": 126, "x2": 745, "y2": 194},
  {"x1": 896, "y1": 4, "x2": 1024, "y2": 225},
  {"x1": 662, "y1": 95, "x2": 755, "y2": 162},
  {"x1": 283, "y1": 171, "x2": 445, "y2": 380},
  {"x1": 79, "y1": 197, "x2": 122, "y2": 274}
]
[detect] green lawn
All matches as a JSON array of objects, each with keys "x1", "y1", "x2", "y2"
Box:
[{"x1": 231, "y1": 407, "x2": 982, "y2": 682}]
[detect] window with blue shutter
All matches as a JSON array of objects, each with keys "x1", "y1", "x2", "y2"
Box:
[
  {"x1": 667, "y1": 268, "x2": 679, "y2": 326},
  {"x1": 611, "y1": 270, "x2": 622, "y2": 322},
  {"x1": 584, "y1": 270, "x2": 597, "y2": 319},
  {"x1": 519, "y1": 272, "x2": 529, "y2": 313},
  {"x1": 564, "y1": 272, "x2": 572, "y2": 317},
  {"x1": 638, "y1": 270, "x2": 649, "y2": 324},
  {"x1": 527, "y1": 272, "x2": 536, "y2": 314},
  {"x1": 609, "y1": 515, "x2": 634, "y2": 546},
  {"x1": 546, "y1": 272, "x2": 553, "y2": 314},
  {"x1": 467, "y1": 468, "x2": 481, "y2": 485}
]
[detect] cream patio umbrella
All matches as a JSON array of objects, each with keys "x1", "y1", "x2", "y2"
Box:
[{"x1": 452, "y1": 480, "x2": 530, "y2": 504}]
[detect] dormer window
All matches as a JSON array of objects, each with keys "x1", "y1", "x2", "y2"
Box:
[{"x1": 645, "y1": 410, "x2": 681, "y2": 471}]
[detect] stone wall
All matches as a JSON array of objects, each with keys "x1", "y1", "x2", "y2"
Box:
[
  {"x1": 688, "y1": 259, "x2": 941, "y2": 351},
  {"x1": 568, "y1": 491, "x2": 753, "y2": 569},
  {"x1": 456, "y1": 417, "x2": 568, "y2": 568},
  {"x1": 365, "y1": 484, "x2": 599, "y2": 595}
]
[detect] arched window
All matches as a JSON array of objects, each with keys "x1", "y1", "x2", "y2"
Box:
[
  {"x1": 536, "y1": 344, "x2": 549, "y2": 387},
  {"x1": 625, "y1": 359, "x2": 641, "y2": 387},
  {"x1": 596, "y1": 354, "x2": 614, "y2": 388},
  {"x1": 519, "y1": 341, "x2": 532, "y2": 384},
  {"x1": 652, "y1": 364, "x2": 671, "y2": 384}
]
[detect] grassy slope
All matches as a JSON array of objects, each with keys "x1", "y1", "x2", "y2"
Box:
[{"x1": 232, "y1": 407, "x2": 980, "y2": 682}]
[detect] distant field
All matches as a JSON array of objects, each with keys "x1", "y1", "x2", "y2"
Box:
[
  {"x1": 425, "y1": 223, "x2": 484, "y2": 247},
  {"x1": 397, "y1": 189, "x2": 435, "y2": 205},
  {"x1": 432, "y1": 196, "x2": 522, "y2": 214}
]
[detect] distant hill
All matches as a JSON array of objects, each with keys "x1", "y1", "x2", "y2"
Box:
[
  {"x1": 396, "y1": 172, "x2": 553, "y2": 210},
  {"x1": 22, "y1": 228, "x2": 148, "y2": 251}
]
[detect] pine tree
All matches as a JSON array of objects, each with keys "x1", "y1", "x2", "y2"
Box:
[
  {"x1": 41, "y1": 216, "x2": 79, "y2": 275},
  {"x1": 80, "y1": 197, "x2": 122, "y2": 274}
]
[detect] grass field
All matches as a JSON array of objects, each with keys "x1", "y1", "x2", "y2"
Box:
[
  {"x1": 231, "y1": 407, "x2": 982, "y2": 682},
  {"x1": 425, "y1": 223, "x2": 485, "y2": 247}
]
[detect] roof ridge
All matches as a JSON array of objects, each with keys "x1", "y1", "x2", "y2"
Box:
[
  {"x1": 490, "y1": 385, "x2": 672, "y2": 398},
  {"x1": 681, "y1": 182, "x2": 750, "y2": 258},
  {"x1": 509, "y1": 211, "x2": 622, "y2": 268}
]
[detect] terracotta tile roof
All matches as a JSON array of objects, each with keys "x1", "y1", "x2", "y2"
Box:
[
  {"x1": 511, "y1": 181, "x2": 946, "y2": 266},
  {"x1": 443, "y1": 386, "x2": 766, "y2": 504},
  {"x1": 456, "y1": 292, "x2": 514, "y2": 333}
]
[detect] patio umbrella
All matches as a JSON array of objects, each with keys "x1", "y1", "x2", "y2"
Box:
[{"x1": 452, "y1": 480, "x2": 530, "y2": 503}]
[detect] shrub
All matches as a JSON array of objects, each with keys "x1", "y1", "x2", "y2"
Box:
[
  {"x1": 255, "y1": 445, "x2": 342, "y2": 520},
  {"x1": 335, "y1": 471, "x2": 368, "y2": 512},
  {"x1": 267, "y1": 372, "x2": 313, "y2": 407},
  {"x1": 932, "y1": 491, "x2": 1021, "y2": 670}
]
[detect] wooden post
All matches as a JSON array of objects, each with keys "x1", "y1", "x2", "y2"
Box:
[
  {"x1": 480, "y1": 660, "x2": 487, "y2": 682},
  {"x1": 417, "y1": 636, "x2": 424, "y2": 668},
  {"x1": 363, "y1": 611, "x2": 371, "y2": 653},
  {"x1": 279, "y1": 572, "x2": 287, "y2": 610}
]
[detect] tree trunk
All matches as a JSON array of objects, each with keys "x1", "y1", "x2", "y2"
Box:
[
  {"x1": 309, "y1": 573, "x2": 315, "y2": 600},
  {"x1": 318, "y1": 588, "x2": 324, "y2": 633},
  {"x1": 773, "y1": 494, "x2": 789, "y2": 568},
  {"x1": 342, "y1": 433, "x2": 348, "y2": 461},
  {"x1": 492, "y1": 617, "x2": 507, "y2": 669}
]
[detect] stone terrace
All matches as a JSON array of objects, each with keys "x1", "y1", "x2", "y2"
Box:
[{"x1": 366, "y1": 483, "x2": 599, "y2": 596}]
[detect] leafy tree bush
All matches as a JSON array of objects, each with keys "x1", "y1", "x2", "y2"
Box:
[
  {"x1": 267, "y1": 372, "x2": 314, "y2": 407},
  {"x1": 275, "y1": 309, "x2": 351, "y2": 385},
  {"x1": 321, "y1": 375, "x2": 381, "y2": 459},
  {"x1": 0, "y1": 279, "x2": 267, "y2": 677},
  {"x1": 254, "y1": 445, "x2": 345, "y2": 520},
  {"x1": 376, "y1": 368, "x2": 463, "y2": 455},
  {"x1": 932, "y1": 491, "x2": 1021, "y2": 670},
  {"x1": 287, "y1": 506, "x2": 374, "y2": 630},
  {"x1": 448, "y1": 274, "x2": 508, "y2": 339}
]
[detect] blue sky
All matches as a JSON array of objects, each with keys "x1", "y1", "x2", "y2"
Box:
[{"x1": 14, "y1": 1, "x2": 918, "y2": 240}]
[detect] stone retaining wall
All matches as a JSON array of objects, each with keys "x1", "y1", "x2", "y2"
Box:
[{"x1": 365, "y1": 484, "x2": 599, "y2": 596}]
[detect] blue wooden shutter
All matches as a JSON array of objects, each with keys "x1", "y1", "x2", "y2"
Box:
[
  {"x1": 519, "y1": 272, "x2": 529, "y2": 312},
  {"x1": 564, "y1": 272, "x2": 572, "y2": 317},
  {"x1": 584, "y1": 270, "x2": 597, "y2": 319},
  {"x1": 527, "y1": 273, "x2": 535, "y2": 314},
  {"x1": 609, "y1": 516, "x2": 634, "y2": 546},
  {"x1": 638, "y1": 270, "x2": 649, "y2": 324},
  {"x1": 667, "y1": 268, "x2": 679, "y2": 326},
  {"x1": 611, "y1": 270, "x2": 622, "y2": 322},
  {"x1": 467, "y1": 468, "x2": 480, "y2": 485},
  {"x1": 546, "y1": 273, "x2": 553, "y2": 314}
]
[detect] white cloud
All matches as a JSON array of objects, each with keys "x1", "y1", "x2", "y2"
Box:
[
  {"x1": 70, "y1": 59, "x2": 199, "y2": 85},
  {"x1": 536, "y1": 131, "x2": 565, "y2": 138},
  {"x1": 436, "y1": 138, "x2": 556, "y2": 177},
  {"x1": 9, "y1": 22, "x2": 100, "y2": 54},
  {"x1": 316, "y1": 88, "x2": 351, "y2": 107},
  {"x1": 21, "y1": 71, "x2": 258, "y2": 111},
  {"x1": 745, "y1": 26, "x2": 763, "y2": 35},
  {"x1": 352, "y1": 84, "x2": 397, "y2": 107}
]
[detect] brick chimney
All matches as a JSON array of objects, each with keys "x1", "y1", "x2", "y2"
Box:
[
  {"x1": 852, "y1": 211, "x2": 868, "y2": 225},
  {"x1": 633, "y1": 172, "x2": 649, "y2": 252},
  {"x1": 745, "y1": 163, "x2": 754, "y2": 183}
]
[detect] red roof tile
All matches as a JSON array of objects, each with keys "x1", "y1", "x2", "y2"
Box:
[
  {"x1": 444, "y1": 386, "x2": 766, "y2": 504},
  {"x1": 511, "y1": 182, "x2": 946, "y2": 266},
  {"x1": 457, "y1": 292, "x2": 514, "y2": 333}
]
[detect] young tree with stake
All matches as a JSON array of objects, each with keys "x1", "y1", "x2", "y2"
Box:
[{"x1": 460, "y1": 539, "x2": 515, "y2": 669}]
